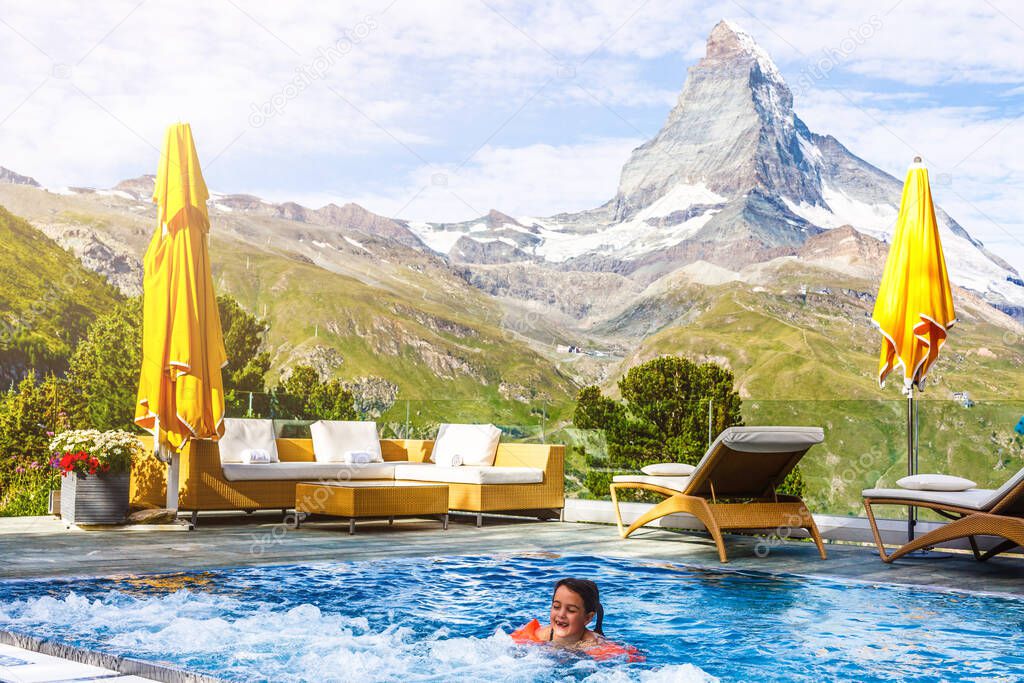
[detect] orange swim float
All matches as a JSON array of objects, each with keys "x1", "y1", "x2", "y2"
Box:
[{"x1": 510, "y1": 619, "x2": 645, "y2": 662}]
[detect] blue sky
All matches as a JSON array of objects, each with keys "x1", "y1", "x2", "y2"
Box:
[{"x1": 2, "y1": 0, "x2": 1023, "y2": 269}]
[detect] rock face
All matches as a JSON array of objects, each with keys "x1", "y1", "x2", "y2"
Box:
[
  {"x1": 343, "y1": 376, "x2": 399, "y2": 417},
  {"x1": 34, "y1": 223, "x2": 144, "y2": 296},
  {"x1": 0, "y1": 166, "x2": 40, "y2": 187},
  {"x1": 313, "y1": 203, "x2": 424, "y2": 248},
  {"x1": 112, "y1": 174, "x2": 154, "y2": 200},
  {"x1": 283, "y1": 344, "x2": 345, "y2": 378},
  {"x1": 615, "y1": 20, "x2": 822, "y2": 219}
]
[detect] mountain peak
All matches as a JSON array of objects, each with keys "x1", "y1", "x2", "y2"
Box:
[
  {"x1": 704, "y1": 20, "x2": 784, "y2": 84},
  {"x1": 612, "y1": 19, "x2": 810, "y2": 222},
  {"x1": 0, "y1": 166, "x2": 40, "y2": 188},
  {"x1": 486, "y1": 209, "x2": 522, "y2": 228}
]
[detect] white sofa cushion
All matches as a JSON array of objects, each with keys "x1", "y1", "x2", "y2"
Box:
[
  {"x1": 310, "y1": 421, "x2": 383, "y2": 463},
  {"x1": 394, "y1": 464, "x2": 542, "y2": 485},
  {"x1": 218, "y1": 418, "x2": 279, "y2": 465},
  {"x1": 222, "y1": 461, "x2": 409, "y2": 482},
  {"x1": 641, "y1": 463, "x2": 695, "y2": 477},
  {"x1": 431, "y1": 424, "x2": 502, "y2": 466},
  {"x1": 897, "y1": 474, "x2": 977, "y2": 492}
]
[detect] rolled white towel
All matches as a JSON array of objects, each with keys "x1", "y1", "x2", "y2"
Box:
[
  {"x1": 343, "y1": 450, "x2": 374, "y2": 465},
  {"x1": 435, "y1": 452, "x2": 464, "y2": 468},
  {"x1": 240, "y1": 448, "x2": 274, "y2": 464}
]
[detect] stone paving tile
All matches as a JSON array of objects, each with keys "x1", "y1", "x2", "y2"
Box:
[{"x1": 0, "y1": 514, "x2": 1021, "y2": 596}]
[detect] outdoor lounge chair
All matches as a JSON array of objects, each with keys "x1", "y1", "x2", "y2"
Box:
[
  {"x1": 609, "y1": 426, "x2": 826, "y2": 562},
  {"x1": 863, "y1": 469, "x2": 1024, "y2": 563}
]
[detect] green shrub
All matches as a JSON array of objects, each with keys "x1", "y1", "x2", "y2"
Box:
[
  {"x1": 0, "y1": 465, "x2": 56, "y2": 517},
  {"x1": 573, "y1": 355, "x2": 806, "y2": 500}
]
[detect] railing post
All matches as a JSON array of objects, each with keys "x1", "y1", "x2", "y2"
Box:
[
  {"x1": 907, "y1": 391, "x2": 918, "y2": 542},
  {"x1": 708, "y1": 398, "x2": 713, "y2": 449},
  {"x1": 541, "y1": 400, "x2": 547, "y2": 443}
]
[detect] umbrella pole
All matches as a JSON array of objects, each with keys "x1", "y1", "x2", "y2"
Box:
[
  {"x1": 153, "y1": 414, "x2": 180, "y2": 513},
  {"x1": 906, "y1": 389, "x2": 918, "y2": 542},
  {"x1": 165, "y1": 447, "x2": 180, "y2": 512}
]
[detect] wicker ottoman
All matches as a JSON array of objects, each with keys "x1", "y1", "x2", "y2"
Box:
[{"x1": 294, "y1": 481, "x2": 449, "y2": 534}]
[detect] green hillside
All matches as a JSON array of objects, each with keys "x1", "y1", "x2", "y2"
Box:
[
  {"x1": 617, "y1": 264, "x2": 1024, "y2": 515},
  {"x1": 0, "y1": 205, "x2": 122, "y2": 381},
  {"x1": 213, "y1": 239, "x2": 577, "y2": 426}
]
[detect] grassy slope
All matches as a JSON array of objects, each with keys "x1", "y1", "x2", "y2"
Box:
[
  {"x1": 4, "y1": 185, "x2": 1022, "y2": 512},
  {"x1": 0, "y1": 205, "x2": 122, "y2": 377},
  {"x1": 210, "y1": 237, "x2": 575, "y2": 429}
]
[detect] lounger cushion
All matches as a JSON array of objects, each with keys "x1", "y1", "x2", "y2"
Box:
[
  {"x1": 719, "y1": 426, "x2": 825, "y2": 453},
  {"x1": 612, "y1": 474, "x2": 691, "y2": 493},
  {"x1": 861, "y1": 487, "x2": 994, "y2": 511},
  {"x1": 897, "y1": 474, "x2": 977, "y2": 492},
  {"x1": 982, "y1": 466, "x2": 1024, "y2": 510},
  {"x1": 641, "y1": 463, "x2": 696, "y2": 476},
  {"x1": 310, "y1": 421, "x2": 383, "y2": 463},
  {"x1": 218, "y1": 418, "x2": 279, "y2": 465},
  {"x1": 222, "y1": 461, "x2": 409, "y2": 482},
  {"x1": 394, "y1": 464, "x2": 542, "y2": 484},
  {"x1": 430, "y1": 424, "x2": 502, "y2": 467}
]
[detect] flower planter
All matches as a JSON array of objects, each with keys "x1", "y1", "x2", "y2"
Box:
[{"x1": 60, "y1": 472, "x2": 130, "y2": 525}]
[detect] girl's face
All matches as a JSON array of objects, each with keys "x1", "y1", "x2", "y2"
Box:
[{"x1": 550, "y1": 585, "x2": 594, "y2": 640}]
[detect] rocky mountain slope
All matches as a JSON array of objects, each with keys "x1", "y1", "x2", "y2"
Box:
[
  {"x1": 0, "y1": 205, "x2": 122, "y2": 383},
  {"x1": 408, "y1": 21, "x2": 1024, "y2": 319},
  {"x1": 0, "y1": 182, "x2": 575, "y2": 416}
]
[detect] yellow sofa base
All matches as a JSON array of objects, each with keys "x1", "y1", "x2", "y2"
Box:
[{"x1": 131, "y1": 438, "x2": 565, "y2": 522}]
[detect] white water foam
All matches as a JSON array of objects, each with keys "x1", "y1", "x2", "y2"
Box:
[{"x1": 0, "y1": 591, "x2": 717, "y2": 682}]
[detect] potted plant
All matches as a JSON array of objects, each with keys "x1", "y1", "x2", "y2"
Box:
[{"x1": 50, "y1": 429, "x2": 143, "y2": 525}]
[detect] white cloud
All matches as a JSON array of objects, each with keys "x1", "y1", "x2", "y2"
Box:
[{"x1": 287, "y1": 137, "x2": 641, "y2": 221}]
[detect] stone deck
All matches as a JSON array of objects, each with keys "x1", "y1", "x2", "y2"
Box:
[{"x1": 1, "y1": 513, "x2": 1021, "y2": 596}]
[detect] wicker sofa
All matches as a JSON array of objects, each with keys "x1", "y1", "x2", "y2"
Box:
[{"x1": 131, "y1": 437, "x2": 565, "y2": 526}]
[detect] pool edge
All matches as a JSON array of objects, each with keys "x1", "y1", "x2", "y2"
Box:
[{"x1": 0, "y1": 628, "x2": 223, "y2": 683}]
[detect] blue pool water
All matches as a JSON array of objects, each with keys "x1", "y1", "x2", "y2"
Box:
[{"x1": 1, "y1": 554, "x2": 1023, "y2": 682}]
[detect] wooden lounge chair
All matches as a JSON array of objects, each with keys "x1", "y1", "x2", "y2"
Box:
[
  {"x1": 609, "y1": 426, "x2": 827, "y2": 562},
  {"x1": 863, "y1": 469, "x2": 1024, "y2": 563}
]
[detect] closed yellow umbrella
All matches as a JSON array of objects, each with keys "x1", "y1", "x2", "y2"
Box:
[
  {"x1": 135, "y1": 123, "x2": 226, "y2": 509},
  {"x1": 873, "y1": 158, "x2": 957, "y2": 392},
  {"x1": 872, "y1": 156, "x2": 956, "y2": 540}
]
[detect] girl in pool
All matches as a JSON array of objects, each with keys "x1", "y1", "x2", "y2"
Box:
[{"x1": 511, "y1": 578, "x2": 643, "y2": 661}]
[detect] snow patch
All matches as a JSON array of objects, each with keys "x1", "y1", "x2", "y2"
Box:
[
  {"x1": 782, "y1": 184, "x2": 896, "y2": 241},
  {"x1": 634, "y1": 182, "x2": 727, "y2": 221},
  {"x1": 96, "y1": 189, "x2": 136, "y2": 200},
  {"x1": 405, "y1": 222, "x2": 465, "y2": 255},
  {"x1": 343, "y1": 236, "x2": 371, "y2": 253}
]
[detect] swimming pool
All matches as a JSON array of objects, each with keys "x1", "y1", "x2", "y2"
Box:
[{"x1": 1, "y1": 554, "x2": 1022, "y2": 682}]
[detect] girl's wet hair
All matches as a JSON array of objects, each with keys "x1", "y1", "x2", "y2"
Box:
[{"x1": 554, "y1": 578, "x2": 604, "y2": 635}]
